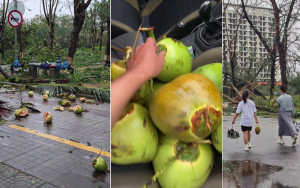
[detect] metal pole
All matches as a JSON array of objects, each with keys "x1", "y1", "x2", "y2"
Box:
[{"x1": 14, "y1": 0, "x2": 17, "y2": 59}]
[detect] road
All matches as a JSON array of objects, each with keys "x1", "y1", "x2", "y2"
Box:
[
  {"x1": 223, "y1": 115, "x2": 300, "y2": 188},
  {"x1": 0, "y1": 89, "x2": 110, "y2": 188}
]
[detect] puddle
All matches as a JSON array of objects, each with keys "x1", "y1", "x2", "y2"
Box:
[
  {"x1": 83, "y1": 155, "x2": 91, "y2": 160},
  {"x1": 92, "y1": 171, "x2": 108, "y2": 183},
  {"x1": 43, "y1": 122, "x2": 53, "y2": 134},
  {"x1": 223, "y1": 160, "x2": 283, "y2": 188}
]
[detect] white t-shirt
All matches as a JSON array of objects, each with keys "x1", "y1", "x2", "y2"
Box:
[{"x1": 236, "y1": 99, "x2": 257, "y2": 126}]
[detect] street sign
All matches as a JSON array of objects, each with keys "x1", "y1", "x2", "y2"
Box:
[
  {"x1": 8, "y1": 10, "x2": 23, "y2": 28},
  {"x1": 8, "y1": 1, "x2": 25, "y2": 15}
]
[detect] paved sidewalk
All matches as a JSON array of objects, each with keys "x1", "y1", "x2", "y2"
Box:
[
  {"x1": 0, "y1": 89, "x2": 110, "y2": 188},
  {"x1": 223, "y1": 115, "x2": 300, "y2": 188}
]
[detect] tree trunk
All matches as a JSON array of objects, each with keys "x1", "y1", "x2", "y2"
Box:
[
  {"x1": 50, "y1": 22, "x2": 54, "y2": 54},
  {"x1": 0, "y1": 66, "x2": 10, "y2": 79},
  {"x1": 269, "y1": 47, "x2": 276, "y2": 97},
  {"x1": 67, "y1": 0, "x2": 92, "y2": 65},
  {"x1": 104, "y1": 17, "x2": 110, "y2": 61},
  {"x1": 91, "y1": 9, "x2": 96, "y2": 52},
  {"x1": 278, "y1": 45, "x2": 288, "y2": 87},
  {"x1": 17, "y1": 25, "x2": 23, "y2": 59},
  {"x1": 0, "y1": 21, "x2": 5, "y2": 59},
  {"x1": 98, "y1": 24, "x2": 104, "y2": 54},
  {"x1": 1, "y1": 0, "x2": 9, "y2": 60}
]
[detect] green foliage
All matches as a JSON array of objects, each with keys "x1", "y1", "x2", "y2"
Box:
[
  {"x1": 289, "y1": 74, "x2": 300, "y2": 95},
  {"x1": 73, "y1": 47, "x2": 105, "y2": 67}
]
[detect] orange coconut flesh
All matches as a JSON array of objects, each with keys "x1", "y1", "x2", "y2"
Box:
[
  {"x1": 43, "y1": 112, "x2": 52, "y2": 121},
  {"x1": 73, "y1": 105, "x2": 82, "y2": 111},
  {"x1": 19, "y1": 108, "x2": 28, "y2": 117},
  {"x1": 191, "y1": 105, "x2": 222, "y2": 138},
  {"x1": 118, "y1": 104, "x2": 134, "y2": 121}
]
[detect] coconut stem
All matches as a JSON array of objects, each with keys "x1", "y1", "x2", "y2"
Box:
[
  {"x1": 143, "y1": 156, "x2": 178, "y2": 188},
  {"x1": 194, "y1": 139, "x2": 212, "y2": 145},
  {"x1": 111, "y1": 46, "x2": 125, "y2": 53},
  {"x1": 143, "y1": 148, "x2": 186, "y2": 188}
]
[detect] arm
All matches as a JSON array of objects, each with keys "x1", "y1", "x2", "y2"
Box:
[
  {"x1": 254, "y1": 112, "x2": 259, "y2": 124},
  {"x1": 232, "y1": 113, "x2": 239, "y2": 124},
  {"x1": 111, "y1": 38, "x2": 165, "y2": 127}
]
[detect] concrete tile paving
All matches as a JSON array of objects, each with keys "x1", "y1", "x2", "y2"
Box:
[{"x1": 0, "y1": 90, "x2": 110, "y2": 188}]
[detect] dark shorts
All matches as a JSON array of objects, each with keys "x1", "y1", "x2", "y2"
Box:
[{"x1": 241, "y1": 125, "x2": 252, "y2": 132}]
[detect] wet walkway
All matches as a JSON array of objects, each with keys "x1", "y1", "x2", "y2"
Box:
[
  {"x1": 223, "y1": 115, "x2": 300, "y2": 188},
  {"x1": 0, "y1": 89, "x2": 110, "y2": 188}
]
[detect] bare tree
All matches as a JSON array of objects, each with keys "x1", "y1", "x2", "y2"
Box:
[
  {"x1": 1, "y1": 0, "x2": 10, "y2": 59},
  {"x1": 97, "y1": 0, "x2": 109, "y2": 54},
  {"x1": 90, "y1": 5, "x2": 97, "y2": 52},
  {"x1": 241, "y1": 0, "x2": 297, "y2": 89},
  {"x1": 223, "y1": 0, "x2": 241, "y2": 88},
  {"x1": 104, "y1": 16, "x2": 110, "y2": 62},
  {"x1": 42, "y1": 0, "x2": 59, "y2": 55},
  {"x1": 67, "y1": 0, "x2": 92, "y2": 65}
]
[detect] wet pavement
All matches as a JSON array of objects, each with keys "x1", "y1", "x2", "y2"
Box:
[
  {"x1": 0, "y1": 89, "x2": 110, "y2": 188},
  {"x1": 223, "y1": 115, "x2": 300, "y2": 188}
]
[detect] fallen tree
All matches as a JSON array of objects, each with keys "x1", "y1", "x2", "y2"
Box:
[{"x1": 223, "y1": 82, "x2": 276, "y2": 112}]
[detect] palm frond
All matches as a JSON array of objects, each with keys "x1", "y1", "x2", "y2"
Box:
[{"x1": 36, "y1": 84, "x2": 110, "y2": 102}]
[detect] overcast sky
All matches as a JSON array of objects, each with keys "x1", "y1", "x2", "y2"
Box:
[{"x1": 14, "y1": 0, "x2": 72, "y2": 20}]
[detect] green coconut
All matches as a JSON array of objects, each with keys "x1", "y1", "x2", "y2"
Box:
[
  {"x1": 42, "y1": 95, "x2": 49, "y2": 101},
  {"x1": 149, "y1": 73, "x2": 222, "y2": 142},
  {"x1": 111, "y1": 103, "x2": 158, "y2": 165},
  {"x1": 130, "y1": 80, "x2": 152, "y2": 105},
  {"x1": 111, "y1": 60, "x2": 127, "y2": 81},
  {"x1": 153, "y1": 134, "x2": 214, "y2": 188},
  {"x1": 145, "y1": 81, "x2": 165, "y2": 108},
  {"x1": 14, "y1": 109, "x2": 22, "y2": 117},
  {"x1": 255, "y1": 126, "x2": 261, "y2": 135},
  {"x1": 28, "y1": 91, "x2": 34, "y2": 97},
  {"x1": 92, "y1": 157, "x2": 107, "y2": 172},
  {"x1": 43, "y1": 112, "x2": 53, "y2": 124},
  {"x1": 73, "y1": 105, "x2": 83, "y2": 114},
  {"x1": 59, "y1": 99, "x2": 71, "y2": 107},
  {"x1": 212, "y1": 122, "x2": 222, "y2": 153},
  {"x1": 156, "y1": 38, "x2": 192, "y2": 82},
  {"x1": 193, "y1": 63, "x2": 222, "y2": 94},
  {"x1": 68, "y1": 94, "x2": 76, "y2": 101},
  {"x1": 44, "y1": 91, "x2": 50, "y2": 95},
  {"x1": 270, "y1": 99, "x2": 275, "y2": 106}
]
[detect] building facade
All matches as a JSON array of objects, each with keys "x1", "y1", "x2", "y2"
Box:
[{"x1": 223, "y1": 4, "x2": 280, "y2": 82}]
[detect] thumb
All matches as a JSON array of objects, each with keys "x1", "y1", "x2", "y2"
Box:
[{"x1": 158, "y1": 51, "x2": 166, "y2": 64}]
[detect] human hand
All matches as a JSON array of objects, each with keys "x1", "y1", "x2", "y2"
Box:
[
  {"x1": 232, "y1": 120, "x2": 235, "y2": 124},
  {"x1": 127, "y1": 37, "x2": 166, "y2": 81},
  {"x1": 256, "y1": 121, "x2": 259, "y2": 124},
  {"x1": 273, "y1": 97, "x2": 277, "y2": 101}
]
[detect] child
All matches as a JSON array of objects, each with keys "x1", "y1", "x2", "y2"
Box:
[{"x1": 232, "y1": 89, "x2": 259, "y2": 151}]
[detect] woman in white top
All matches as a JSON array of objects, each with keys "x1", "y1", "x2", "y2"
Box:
[{"x1": 232, "y1": 89, "x2": 259, "y2": 151}]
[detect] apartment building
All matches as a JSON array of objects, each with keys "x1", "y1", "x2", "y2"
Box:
[{"x1": 223, "y1": 3, "x2": 281, "y2": 82}]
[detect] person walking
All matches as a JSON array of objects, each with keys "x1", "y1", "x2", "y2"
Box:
[
  {"x1": 232, "y1": 89, "x2": 259, "y2": 151},
  {"x1": 273, "y1": 85, "x2": 297, "y2": 145}
]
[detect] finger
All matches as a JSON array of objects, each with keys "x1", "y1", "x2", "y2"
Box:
[
  {"x1": 145, "y1": 37, "x2": 156, "y2": 50},
  {"x1": 135, "y1": 43, "x2": 145, "y2": 52},
  {"x1": 158, "y1": 51, "x2": 166, "y2": 64}
]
